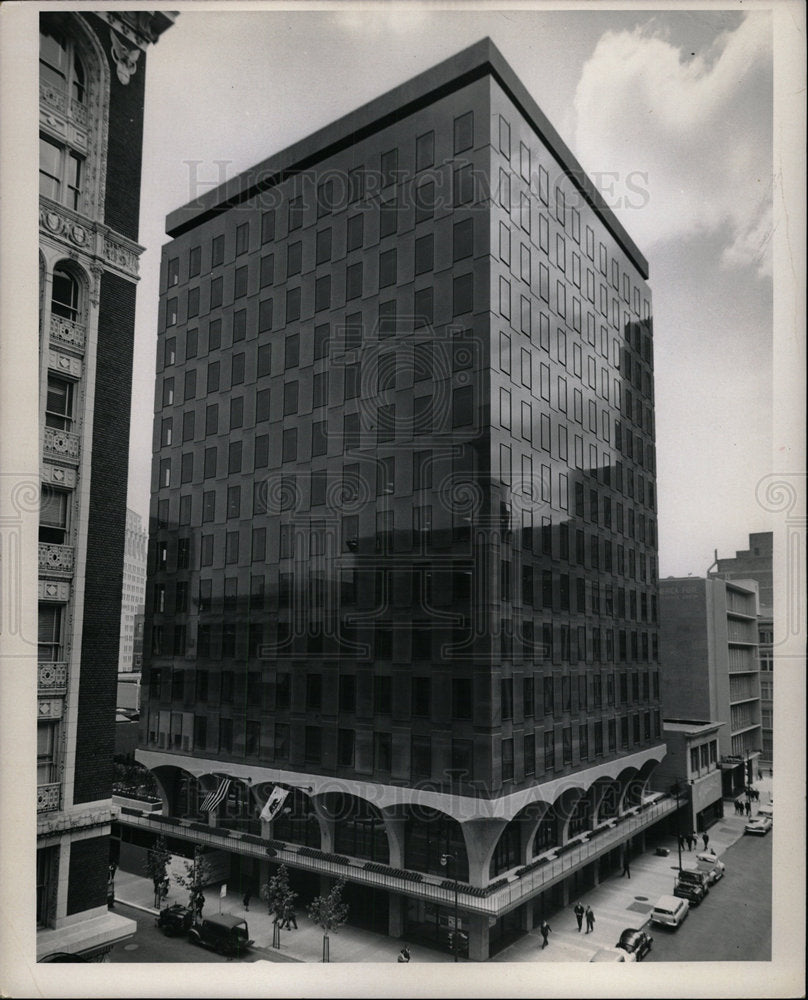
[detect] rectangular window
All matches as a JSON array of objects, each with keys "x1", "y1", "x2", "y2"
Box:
[
  {"x1": 454, "y1": 111, "x2": 473, "y2": 153},
  {"x1": 415, "y1": 130, "x2": 434, "y2": 171},
  {"x1": 346, "y1": 262, "x2": 363, "y2": 300}
]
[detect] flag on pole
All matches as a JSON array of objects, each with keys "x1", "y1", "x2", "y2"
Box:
[
  {"x1": 259, "y1": 786, "x2": 289, "y2": 823},
  {"x1": 200, "y1": 777, "x2": 231, "y2": 813}
]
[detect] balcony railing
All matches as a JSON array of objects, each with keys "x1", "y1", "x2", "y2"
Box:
[
  {"x1": 38, "y1": 543, "x2": 74, "y2": 575},
  {"x1": 118, "y1": 797, "x2": 677, "y2": 918},
  {"x1": 37, "y1": 782, "x2": 61, "y2": 813},
  {"x1": 50, "y1": 314, "x2": 86, "y2": 352},
  {"x1": 43, "y1": 426, "x2": 80, "y2": 464},
  {"x1": 38, "y1": 662, "x2": 68, "y2": 695},
  {"x1": 40, "y1": 83, "x2": 89, "y2": 128}
]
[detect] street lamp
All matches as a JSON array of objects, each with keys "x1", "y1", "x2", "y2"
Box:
[
  {"x1": 671, "y1": 782, "x2": 684, "y2": 871},
  {"x1": 440, "y1": 853, "x2": 460, "y2": 962}
]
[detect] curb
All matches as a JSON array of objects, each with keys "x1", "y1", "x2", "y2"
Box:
[{"x1": 115, "y1": 898, "x2": 160, "y2": 917}]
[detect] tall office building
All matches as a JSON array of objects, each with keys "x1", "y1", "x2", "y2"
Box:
[
  {"x1": 659, "y1": 577, "x2": 762, "y2": 798},
  {"x1": 134, "y1": 39, "x2": 667, "y2": 960},
  {"x1": 119, "y1": 508, "x2": 148, "y2": 673},
  {"x1": 712, "y1": 531, "x2": 773, "y2": 769},
  {"x1": 37, "y1": 10, "x2": 174, "y2": 959}
]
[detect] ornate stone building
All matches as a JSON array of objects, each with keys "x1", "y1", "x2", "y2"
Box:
[{"x1": 37, "y1": 10, "x2": 175, "y2": 960}]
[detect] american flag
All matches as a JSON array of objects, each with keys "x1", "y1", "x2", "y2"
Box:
[{"x1": 200, "y1": 777, "x2": 231, "y2": 813}]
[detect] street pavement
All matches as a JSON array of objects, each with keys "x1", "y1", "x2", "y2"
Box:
[{"x1": 114, "y1": 776, "x2": 771, "y2": 964}]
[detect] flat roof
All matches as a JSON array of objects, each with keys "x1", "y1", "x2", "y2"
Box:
[
  {"x1": 166, "y1": 37, "x2": 649, "y2": 278},
  {"x1": 663, "y1": 719, "x2": 724, "y2": 735}
]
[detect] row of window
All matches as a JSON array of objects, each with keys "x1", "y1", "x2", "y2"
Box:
[
  {"x1": 148, "y1": 615, "x2": 660, "y2": 666},
  {"x1": 149, "y1": 666, "x2": 660, "y2": 717},
  {"x1": 147, "y1": 711, "x2": 661, "y2": 776}
]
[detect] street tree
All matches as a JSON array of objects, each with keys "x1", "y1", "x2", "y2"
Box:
[
  {"x1": 307, "y1": 877, "x2": 349, "y2": 962},
  {"x1": 143, "y1": 834, "x2": 171, "y2": 909},
  {"x1": 262, "y1": 864, "x2": 296, "y2": 948},
  {"x1": 175, "y1": 847, "x2": 212, "y2": 921}
]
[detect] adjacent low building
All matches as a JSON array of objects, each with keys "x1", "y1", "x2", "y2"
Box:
[
  {"x1": 712, "y1": 531, "x2": 773, "y2": 770},
  {"x1": 659, "y1": 577, "x2": 762, "y2": 799},
  {"x1": 653, "y1": 719, "x2": 725, "y2": 835}
]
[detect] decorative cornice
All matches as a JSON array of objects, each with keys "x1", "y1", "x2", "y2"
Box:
[
  {"x1": 39, "y1": 198, "x2": 143, "y2": 281},
  {"x1": 96, "y1": 11, "x2": 178, "y2": 51},
  {"x1": 37, "y1": 803, "x2": 114, "y2": 837}
]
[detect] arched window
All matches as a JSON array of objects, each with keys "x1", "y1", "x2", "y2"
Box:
[
  {"x1": 51, "y1": 267, "x2": 80, "y2": 322},
  {"x1": 40, "y1": 24, "x2": 86, "y2": 104}
]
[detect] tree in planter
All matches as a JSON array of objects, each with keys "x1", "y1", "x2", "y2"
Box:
[
  {"x1": 143, "y1": 835, "x2": 171, "y2": 909},
  {"x1": 307, "y1": 877, "x2": 349, "y2": 963},
  {"x1": 175, "y1": 847, "x2": 212, "y2": 922},
  {"x1": 262, "y1": 865, "x2": 298, "y2": 948}
]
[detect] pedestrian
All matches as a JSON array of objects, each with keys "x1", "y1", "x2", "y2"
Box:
[
  {"x1": 621, "y1": 855, "x2": 631, "y2": 878},
  {"x1": 758, "y1": 769, "x2": 763, "y2": 781},
  {"x1": 585, "y1": 906, "x2": 595, "y2": 933},
  {"x1": 397, "y1": 944, "x2": 411, "y2": 963},
  {"x1": 702, "y1": 832, "x2": 709, "y2": 851},
  {"x1": 574, "y1": 902, "x2": 584, "y2": 931},
  {"x1": 745, "y1": 800, "x2": 751, "y2": 817},
  {"x1": 678, "y1": 834, "x2": 685, "y2": 851},
  {"x1": 539, "y1": 919, "x2": 552, "y2": 948},
  {"x1": 281, "y1": 901, "x2": 298, "y2": 929},
  {"x1": 243, "y1": 890, "x2": 251, "y2": 911}
]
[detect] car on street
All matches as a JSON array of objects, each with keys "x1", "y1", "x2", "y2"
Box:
[
  {"x1": 757, "y1": 803, "x2": 773, "y2": 820},
  {"x1": 650, "y1": 894, "x2": 690, "y2": 928},
  {"x1": 188, "y1": 914, "x2": 253, "y2": 957},
  {"x1": 589, "y1": 947, "x2": 636, "y2": 962},
  {"x1": 745, "y1": 816, "x2": 772, "y2": 835},
  {"x1": 615, "y1": 928, "x2": 653, "y2": 960},
  {"x1": 673, "y1": 868, "x2": 710, "y2": 905},
  {"x1": 156, "y1": 903, "x2": 194, "y2": 937},
  {"x1": 695, "y1": 851, "x2": 726, "y2": 884}
]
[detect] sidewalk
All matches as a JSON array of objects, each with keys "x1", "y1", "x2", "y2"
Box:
[
  {"x1": 115, "y1": 870, "x2": 447, "y2": 964},
  {"x1": 116, "y1": 776, "x2": 771, "y2": 964},
  {"x1": 493, "y1": 776, "x2": 771, "y2": 963}
]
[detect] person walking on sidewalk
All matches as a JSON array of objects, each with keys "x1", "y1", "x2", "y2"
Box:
[
  {"x1": 702, "y1": 832, "x2": 709, "y2": 851},
  {"x1": 622, "y1": 856, "x2": 631, "y2": 878},
  {"x1": 539, "y1": 919, "x2": 552, "y2": 948},
  {"x1": 243, "y1": 890, "x2": 251, "y2": 912},
  {"x1": 585, "y1": 906, "x2": 595, "y2": 934},
  {"x1": 745, "y1": 800, "x2": 752, "y2": 817},
  {"x1": 574, "y1": 902, "x2": 585, "y2": 931}
]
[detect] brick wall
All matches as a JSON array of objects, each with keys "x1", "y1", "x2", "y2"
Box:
[
  {"x1": 73, "y1": 272, "x2": 136, "y2": 803},
  {"x1": 87, "y1": 13, "x2": 147, "y2": 241},
  {"x1": 66, "y1": 836, "x2": 109, "y2": 915}
]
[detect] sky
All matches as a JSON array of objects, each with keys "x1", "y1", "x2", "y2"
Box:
[{"x1": 127, "y1": 4, "x2": 780, "y2": 579}]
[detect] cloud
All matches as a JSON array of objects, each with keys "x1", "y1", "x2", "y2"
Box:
[{"x1": 572, "y1": 13, "x2": 772, "y2": 276}]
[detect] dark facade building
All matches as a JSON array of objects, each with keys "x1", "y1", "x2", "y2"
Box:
[
  {"x1": 712, "y1": 531, "x2": 773, "y2": 768},
  {"x1": 37, "y1": 10, "x2": 175, "y2": 959},
  {"x1": 659, "y1": 577, "x2": 762, "y2": 799},
  {"x1": 134, "y1": 38, "x2": 668, "y2": 960}
]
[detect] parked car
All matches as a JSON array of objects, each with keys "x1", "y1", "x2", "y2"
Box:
[
  {"x1": 156, "y1": 903, "x2": 194, "y2": 937},
  {"x1": 695, "y1": 851, "x2": 726, "y2": 884},
  {"x1": 757, "y1": 803, "x2": 773, "y2": 820},
  {"x1": 188, "y1": 914, "x2": 253, "y2": 957},
  {"x1": 745, "y1": 816, "x2": 772, "y2": 835},
  {"x1": 590, "y1": 947, "x2": 635, "y2": 962},
  {"x1": 616, "y1": 928, "x2": 653, "y2": 960},
  {"x1": 673, "y1": 867, "x2": 710, "y2": 905},
  {"x1": 650, "y1": 894, "x2": 690, "y2": 928}
]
